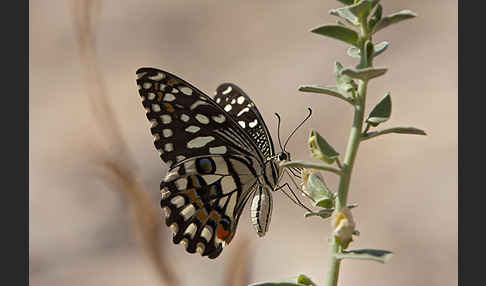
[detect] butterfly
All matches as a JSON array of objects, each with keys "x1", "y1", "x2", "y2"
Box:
[{"x1": 136, "y1": 67, "x2": 309, "y2": 259}]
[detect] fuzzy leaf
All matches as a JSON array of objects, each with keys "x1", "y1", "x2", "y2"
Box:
[
  {"x1": 373, "y1": 10, "x2": 417, "y2": 34},
  {"x1": 249, "y1": 282, "x2": 306, "y2": 286},
  {"x1": 311, "y1": 25, "x2": 359, "y2": 47},
  {"x1": 299, "y1": 85, "x2": 351, "y2": 101},
  {"x1": 368, "y1": 4, "x2": 382, "y2": 31},
  {"x1": 361, "y1": 126, "x2": 427, "y2": 141},
  {"x1": 336, "y1": 0, "x2": 354, "y2": 5},
  {"x1": 335, "y1": 61, "x2": 358, "y2": 93},
  {"x1": 373, "y1": 41, "x2": 389, "y2": 57},
  {"x1": 341, "y1": 67, "x2": 387, "y2": 81},
  {"x1": 330, "y1": 0, "x2": 380, "y2": 25},
  {"x1": 347, "y1": 47, "x2": 360, "y2": 58},
  {"x1": 335, "y1": 249, "x2": 393, "y2": 263},
  {"x1": 366, "y1": 93, "x2": 391, "y2": 126},
  {"x1": 305, "y1": 172, "x2": 334, "y2": 208},
  {"x1": 309, "y1": 129, "x2": 340, "y2": 164},
  {"x1": 297, "y1": 274, "x2": 317, "y2": 286}
]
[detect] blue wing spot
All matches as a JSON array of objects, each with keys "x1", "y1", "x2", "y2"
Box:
[{"x1": 196, "y1": 157, "x2": 216, "y2": 174}]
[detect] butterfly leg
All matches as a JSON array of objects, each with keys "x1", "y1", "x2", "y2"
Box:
[{"x1": 274, "y1": 174, "x2": 313, "y2": 213}]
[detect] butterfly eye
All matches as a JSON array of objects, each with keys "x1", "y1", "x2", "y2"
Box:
[{"x1": 278, "y1": 152, "x2": 288, "y2": 161}]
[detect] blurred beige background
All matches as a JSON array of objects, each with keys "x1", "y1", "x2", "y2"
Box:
[{"x1": 30, "y1": 0, "x2": 457, "y2": 285}]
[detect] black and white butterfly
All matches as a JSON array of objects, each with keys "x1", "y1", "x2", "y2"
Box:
[{"x1": 136, "y1": 67, "x2": 309, "y2": 259}]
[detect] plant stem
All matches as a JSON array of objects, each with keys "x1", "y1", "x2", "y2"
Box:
[{"x1": 325, "y1": 16, "x2": 371, "y2": 286}]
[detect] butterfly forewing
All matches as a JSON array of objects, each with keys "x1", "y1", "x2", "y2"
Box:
[
  {"x1": 136, "y1": 68, "x2": 263, "y2": 168},
  {"x1": 214, "y1": 83, "x2": 276, "y2": 159}
]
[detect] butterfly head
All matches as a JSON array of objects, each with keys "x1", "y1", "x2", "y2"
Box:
[{"x1": 277, "y1": 151, "x2": 290, "y2": 162}]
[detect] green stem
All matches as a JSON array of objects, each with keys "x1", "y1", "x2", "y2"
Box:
[{"x1": 325, "y1": 15, "x2": 371, "y2": 286}]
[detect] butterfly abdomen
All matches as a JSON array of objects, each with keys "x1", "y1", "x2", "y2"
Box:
[{"x1": 250, "y1": 185, "x2": 273, "y2": 237}]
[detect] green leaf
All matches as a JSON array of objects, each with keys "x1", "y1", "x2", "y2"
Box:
[
  {"x1": 357, "y1": 40, "x2": 374, "y2": 69},
  {"x1": 347, "y1": 47, "x2": 360, "y2": 58},
  {"x1": 335, "y1": 249, "x2": 393, "y2": 263},
  {"x1": 305, "y1": 172, "x2": 334, "y2": 208},
  {"x1": 249, "y1": 282, "x2": 306, "y2": 286},
  {"x1": 336, "y1": 0, "x2": 354, "y2": 5},
  {"x1": 311, "y1": 25, "x2": 359, "y2": 47},
  {"x1": 305, "y1": 208, "x2": 334, "y2": 219},
  {"x1": 308, "y1": 129, "x2": 340, "y2": 164},
  {"x1": 368, "y1": 4, "x2": 382, "y2": 31},
  {"x1": 330, "y1": 1, "x2": 380, "y2": 25},
  {"x1": 341, "y1": 66, "x2": 387, "y2": 81},
  {"x1": 298, "y1": 85, "x2": 352, "y2": 102},
  {"x1": 297, "y1": 274, "x2": 317, "y2": 286},
  {"x1": 366, "y1": 92, "x2": 391, "y2": 126},
  {"x1": 373, "y1": 41, "x2": 389, "y2": 57},
  {"x1": 372, "y1": 9, "x2": 417, "y2": 34},
  {"x1": 335, "y1": 61, "x2": 358, "y2": 93},
  {"x1": 280, "y1": 160, "x2": 343, "y2": 176},
  {"x1": 361, "y1": 126, "x2": 427, "y2": 141}
]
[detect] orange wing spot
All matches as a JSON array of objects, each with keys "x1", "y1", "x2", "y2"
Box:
[
  {"x1": 196, "y1": 209, "x2": 209, "y2": 223},
  {"x1": 163, "y1": 103, "x2": 175, "y2": 113},
  {"x1": 209, "y1": 210, "x2": 221, "y2": 221},
  {"x1": 157, "y1": 92, "x2": 164, "y2": 102},
  {"x1": 216, "y1": 223, "x2": 234, "y2": 243},
  {"x1": 184, "y1": 188, "x2": 204, "y2": 209},
  {"x1": 167, "y1": 78, "x2": 180, "y2": 86},
  {"x1": 190, "y1": 175, "x2": 202, "y2": 188}
]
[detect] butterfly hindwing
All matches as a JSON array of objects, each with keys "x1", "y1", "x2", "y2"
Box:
[
  {"x1": 214, "y1": 83, "x2": 276, "y2": 159},
  {"x1": 160, "y1": 155, "x2": 260, "y2": 258}
]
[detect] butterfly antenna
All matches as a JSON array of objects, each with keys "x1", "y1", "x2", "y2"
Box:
[
  {"x1": 274, "y1": 112, "x2": 284, "y2": 152},
  {"x1": 283, "y1": 107, "x2": 312, "y2": 151}
]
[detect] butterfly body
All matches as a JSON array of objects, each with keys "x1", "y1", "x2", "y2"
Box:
[{"x1": 136, "y1": 67, "x2": 286, "y2": 259}]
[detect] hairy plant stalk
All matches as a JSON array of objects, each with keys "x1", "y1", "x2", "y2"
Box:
[{"x1": 325, "y1": 20, "x2": 371, "y2": 286}]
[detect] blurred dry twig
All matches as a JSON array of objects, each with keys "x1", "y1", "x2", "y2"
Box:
[
  {"x1": 71, "y1": 0, "x2": 179, "y2": 284},
  {"x1": 223, "y1": 236, "x2": 252, "y2": 286}
]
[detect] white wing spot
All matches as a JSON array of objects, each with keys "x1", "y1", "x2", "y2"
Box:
[
  {"x1": 172, "y1": 88, "x2": 179, "y2": 93},
  {"x1": 187, "y1": 136, "x2": 215, "y2": 148},
  {"x1": 184, "y1": 223, "x2": 197, "y2": 239},
  {"x1": 161, "y1": 191, "x2": 170, "y2": 200},
  {"x1": 147, "y1": 92, "x2": 156, "y2": 100},
  {"x1": 162, "y1": 206, "x2": 170, "y2": 217},
  {"x1": 195, "y1": 114, "x2": 209, "y2": 124},
  {"x1": 218, "y1": 196, "x2": 228, "y2": 209},
  {"x1": 180, "y1": 204, "x2": 196, "y2": 221},
  {"x1": 224, "y1": 104, "x2": 232, "y2": 112},
  {"x1": 249, "y1": 119, "x2": 258, "y2": 128},
  {"x1": 237, "y1": 107, "x2": 250, "y2": 117},
  {"x1": 150, "y1": 119, "x2": 158, "y2": 128},
  {"x1": 176, "y1": 155, "x2": 186, "y2": 161},
  {"x1": 211, "y1": 114, "x2": 226, "y2": 123},
  {"x1": 190, "y1": 100, "x2": 207, "y2": 110},
  {"x1": 231, "y1": 99, "x2": 236, "y2": 104},
  {"x1": 137, "y1": 72, "x2": 147, "y2": 79},
  {"x1": 175, "y1": 178, "x2": 188, "y2": 190},
  {"x1": 143, "y1": 82, "x2": 152, "y2": 89},
  {"x1": 152, "y1": 104, "x2": 161, "y2": 112},
  {"x1": 201, "y1": 225, "x2": 213, "y2": 242},
  {"x1": 161, "y1": 115, "x2": 172, "y2": 124},
  {"x1": 180, "y1": 114, "x2": 190, "y2": 122},
  {"x1": 185, "y1": 125, "x2": 200, "y2": 133},
  {"x1": 170, "y1": 196, "x2": 185, "y2": 208},
  {"x1": 165, "y1": 143, "x2": 174, "y2": 152},
  {"x1": 164, "y1": 93, "x2": 176, "y2": 102},
  {"x1": 149, "y1": 72, "x2": 165, "y2": 81},
  {"x1": 180, "y1": 86, "x2": 193, "y2": 95},
  {"x1": 222, "y1": 86, "x2": 232, "y2": 95},
  {"x1": 163, "y1": 129, "x2": 173, "y2": 138},
  {"x1": 159, "y1": 84, "x2": 166, "y2": 90},
  {"x1": 237, "y1": 96, "x2": 245, "y2": 104},
  {"x1": 216, "y1": 98, "x2": 221, "y2": 103},
  {"x1": 196, "y1": 242, "x2": 205, "y2": 255},
  {"x1": 238, "y1": 121, "x2": 246, "y2": 128},
  {"x1": 170, "y1": 223, "x2": 179, "y2": 234},
  {"x1": 209, "y1": 146, "x2": 227, "y2": 154}
]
